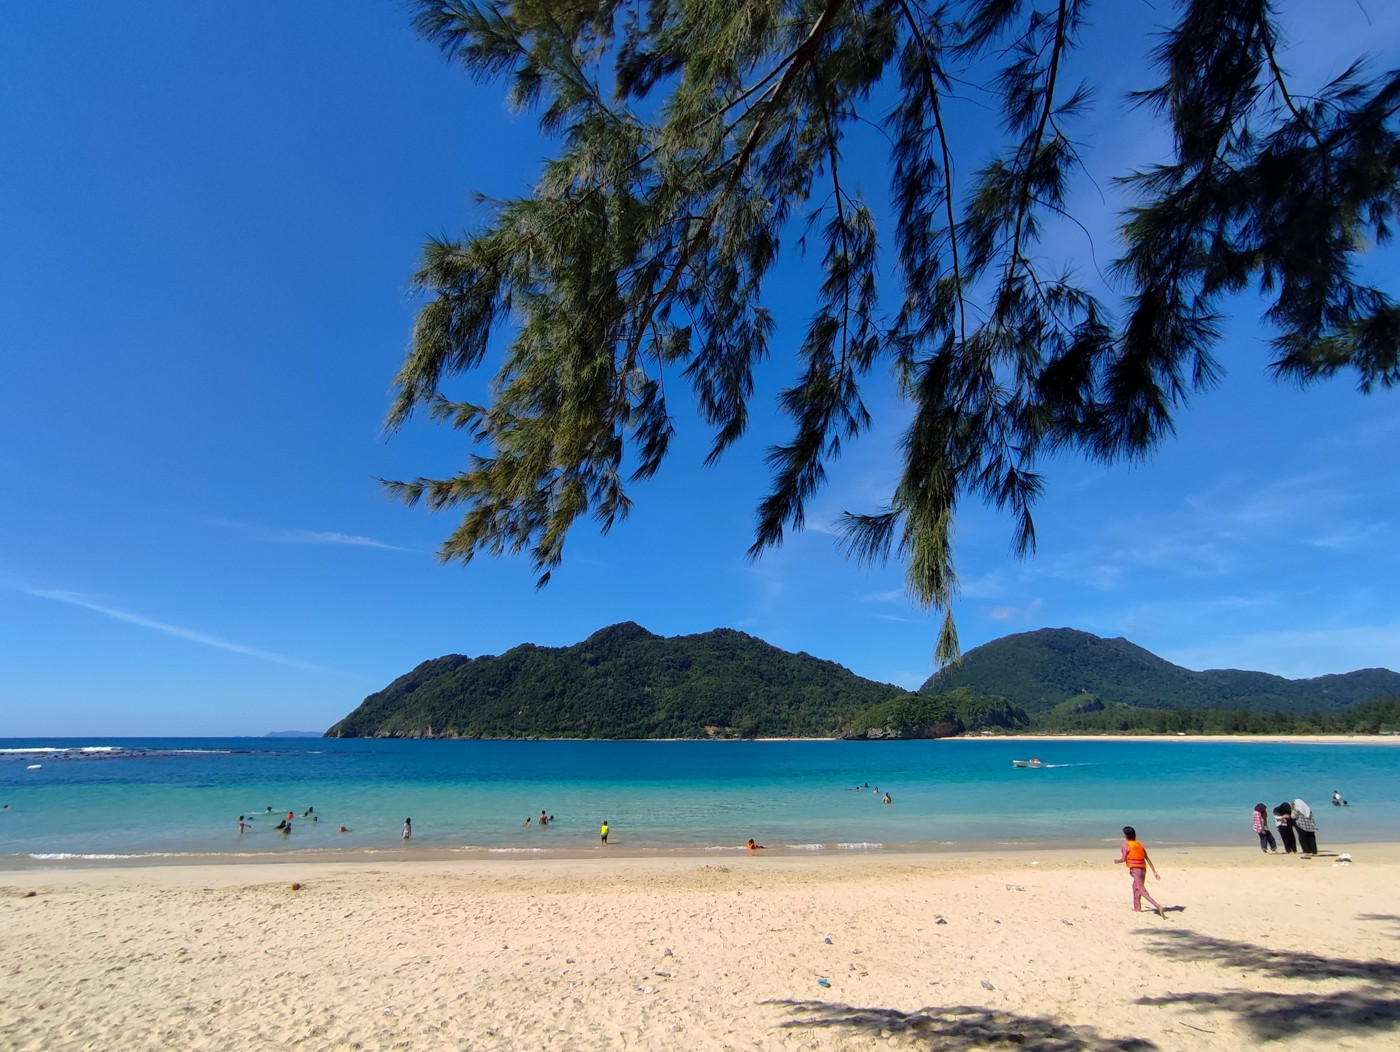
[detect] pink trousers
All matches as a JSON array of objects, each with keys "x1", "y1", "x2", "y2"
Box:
[{"x1": 1129, "y1": 867, "x2": 1161, "y2": 912}]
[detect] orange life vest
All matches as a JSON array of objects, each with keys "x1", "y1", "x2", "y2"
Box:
[{"x1": 1124, "y1": 839, "x2": 1146, "y2": 869}]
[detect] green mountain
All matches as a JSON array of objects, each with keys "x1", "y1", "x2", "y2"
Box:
[
  {"x1": 327, "y1": 622, "x2": 906, "y2": 739},
  {"x1": 920, "y1": 628, "x2": 1400, "y2": 717}
]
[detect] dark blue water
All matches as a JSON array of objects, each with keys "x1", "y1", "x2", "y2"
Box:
[{"x1": 1, "y1": 737, "x2": 1394, "y2": 863}]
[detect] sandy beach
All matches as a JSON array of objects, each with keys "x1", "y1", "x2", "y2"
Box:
[
  {"x1": 4, "y1": 844, "x2": 1398, "y2": 1051},
  {"x1": 970, "y1": 734, "x2": 1400, "y2": 746}
]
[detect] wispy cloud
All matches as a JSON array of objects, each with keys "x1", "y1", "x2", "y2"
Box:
[
  {"x1": 204, "y1": 517, "x2": 414, "y2": 552},
  {"x1": 957, "y1": 568, "x2": 1011, "y2": 600},
  {"x1": 276, "y1": 529, "x2": 409, "y2": 550},
  {"x1": 869, "y1": 611, "x2": 924, "y2": 625},
  {"x1": 989, "y1": 597, "x2": 1043, "y2": 623},
  {"x1": 875, "y1": 667, "x2": 928, "y2": 691},
  {"x1": 858, "y1": 589, "x2": 906, "y2": 605},
  {"x1": 20, "y1": 587, "x2": 339, "y2": 674},
  {"x1": 1160, "y1": 623, "x2": 1400, "y2": 679}
]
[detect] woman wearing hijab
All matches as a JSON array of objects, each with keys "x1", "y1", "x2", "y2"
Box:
[
  {"x1": 1292, "y1": 799, "x2": 1318, "y2": 857},
  {"x1": 1272, "y1": 802, "x2": 1297, "y2": 853}
]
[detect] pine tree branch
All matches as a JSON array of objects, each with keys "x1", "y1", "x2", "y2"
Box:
[
  {"x1": 896, "y1": 0, "x2": 966, "y2": 347},
  {"x1": 1008, "y1": 0, "x2": 1070, "y2": 273},
  {"x1": 626, "y1": 0, "x2": 852, "y2": 378},
  {"x1": 1258, "y1": 12, "x2": 1323, "y2": 150}
]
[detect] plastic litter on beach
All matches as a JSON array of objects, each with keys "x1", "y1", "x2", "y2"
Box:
[
  {"x1": 817, "y1": 977, "x2": 831, "y2": 988},
  {"x1": 824, "y1": 936, "x2": 832, "y2": 944},
  {"x1": 1005, "y1": 884, "x2": 1025, "y2": 891},
  {"x1": 980, "y1": 979, "x2": 995, "y2": 991}
]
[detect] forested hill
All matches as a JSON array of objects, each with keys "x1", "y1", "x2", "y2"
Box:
[
  {"x1": 921, "y1": 628, "x2": 1400, "y2": 717},
  {"x1": 327, "y1": 622, "x2": 906, "y2": 739}
]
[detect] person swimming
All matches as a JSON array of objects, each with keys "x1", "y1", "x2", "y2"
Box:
[{"x1": 747, "y1": 838, "x2": 765, "y2": 851}]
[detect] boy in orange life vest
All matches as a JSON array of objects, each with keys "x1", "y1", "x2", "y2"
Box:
[{"x1": 1114, "y1": 826, "x2": 1165, "y2": 917}]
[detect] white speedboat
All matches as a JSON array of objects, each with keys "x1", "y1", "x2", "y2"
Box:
[{"x1": 1011, "y1": 758, "x2": 1046, "y2": 768}]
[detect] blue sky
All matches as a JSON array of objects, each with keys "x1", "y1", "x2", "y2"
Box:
[{"x1": 2, "y1": 2, "x2": 1397, "y2": 737}]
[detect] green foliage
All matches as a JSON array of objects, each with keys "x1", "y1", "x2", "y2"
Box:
[
  {"x1": 327, "y1": 622, "x2": 905, "y2": 739},
  {"x1": 924, "y1": 628, "x2": 1400, "y2": 717},
  {"x1": 1036, "y1": 694, "x2": 1400, "y2": 735},
  {"x1": 386, "y1": 1, "x2": 1400, "y2": 657},
  {"x1": 1324, "y1": 694, "x2": 1400, "y2": 735},
  {"x1": 845, "y1": 685, "x2": 1030, "y2": 737}
]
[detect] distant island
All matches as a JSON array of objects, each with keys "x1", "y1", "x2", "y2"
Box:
[
  {"x1": 327, "y1": 624, "x2": 1400, "y2": 740},
  {"x1": 264, "y1": 730, "x2": 326, "y2": 738}
]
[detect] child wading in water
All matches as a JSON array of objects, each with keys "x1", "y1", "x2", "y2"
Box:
[{"x1": 1114, "y1": 825, "x2": 1165, "y2": 917}]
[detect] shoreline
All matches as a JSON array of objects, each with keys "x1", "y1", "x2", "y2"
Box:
[
  {"x1": 5, "y1": 841, "x2": 1396, "y2": 887},
  {"x1": 5, "y1": 846, "x2": 1398, "y2": 1049},
  {"x1": 957, "y1": 733, "x2": 1400, "y2": 745},
  {"x1": 9, "y1": 733, "x2": 1400, "y2": 746},
  {"x1": 6, "y1": 829, "x2": 1391, "y2": 874}
]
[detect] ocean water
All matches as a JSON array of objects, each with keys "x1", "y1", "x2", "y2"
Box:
[{"x1": 1, "y1": 737, "x2": 1395, "y2": 866}]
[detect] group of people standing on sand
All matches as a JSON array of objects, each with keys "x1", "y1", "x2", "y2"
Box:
[{"x1": 1252, "y1": 799, "x2": 1322, "y2": 857}]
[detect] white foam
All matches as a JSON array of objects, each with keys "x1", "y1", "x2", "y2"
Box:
[
  {"x1": 28, "y1": 852, "x2": 170, "y2": 860},
  {"x1": 786, "y1": 843, "x2": 826, "y2": 851},
  {"x1": 834, "y1": 842, "x2": 883, "y2": 851}
]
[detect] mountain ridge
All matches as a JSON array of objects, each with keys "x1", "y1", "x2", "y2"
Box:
[
  {"x1": 327, "y1": 622, "x2": 905, "y2": 739},
  {"x1": 328, "y1": 623, "x2": 1400, "y2": 738},
  {"x1": 921, "y1": 627, "x2": 1400, "y2": 716}
]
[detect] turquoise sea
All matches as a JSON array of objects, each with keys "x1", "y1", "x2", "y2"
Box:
[{"x1": 1, "y1": 737, "x2": 1395, "y2": 866}]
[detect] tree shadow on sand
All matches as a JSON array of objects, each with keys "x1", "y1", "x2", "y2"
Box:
[
  {"x1": 1136, "y1": 928, "x2": 1400, "y2": 1041},
  {"x1": 1356, "y1": 914, "x2": 1400, "y2": 941},
  {"x1": 764, "y1": 1000, "x2": 1156, "y2": 1050}
]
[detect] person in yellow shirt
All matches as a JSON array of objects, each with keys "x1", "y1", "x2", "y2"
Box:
[{"x1": 600, "y1": 820, "x2": 609, "y2": 844}]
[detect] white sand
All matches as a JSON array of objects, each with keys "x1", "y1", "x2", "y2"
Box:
[{"x1": 3, "y1": 844, "x2": 1398, "y2": 1050}]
